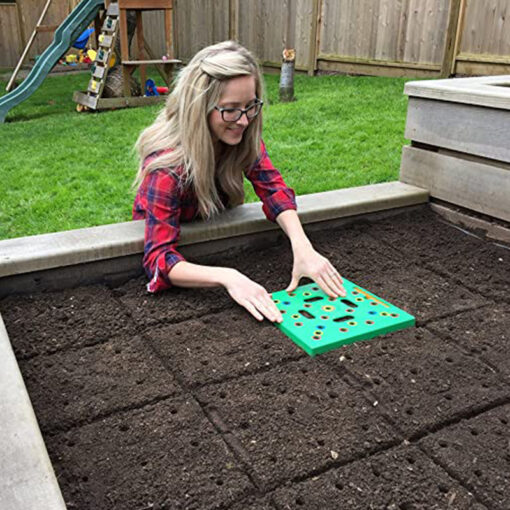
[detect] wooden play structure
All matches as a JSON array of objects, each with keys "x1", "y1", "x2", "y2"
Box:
[{"x1": 74, "y1": 0, "x2": 181, "y2": 112}]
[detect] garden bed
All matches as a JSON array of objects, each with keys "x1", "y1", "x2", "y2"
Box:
[{"x1": 1, "y1": 205, "x2": 509, "y2": 509}]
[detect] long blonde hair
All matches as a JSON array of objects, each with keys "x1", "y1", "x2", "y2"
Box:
[{"x1": 134, "y1": 40, "x2": 264, "y2": 218}]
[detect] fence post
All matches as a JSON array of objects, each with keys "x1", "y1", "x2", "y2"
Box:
[
  {"x1": 440, "y1": 0, "x2": 464, "y2": 78},
  {"x1": 308, "y1": 0, "x2": 322, "y2": 76},
  {"x1": 229, "y1": 0, "x2": 239, "y2": 41}
]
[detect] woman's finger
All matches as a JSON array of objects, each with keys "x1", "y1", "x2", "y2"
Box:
[
  {"x1": 323, "y1": 266, "x2": 346, "y2": 297},
  {"x1": 316, "y1": 274, "x2": 338, "y2": 298},
  {"x1": 242, "y1": 300, "x2": 264, "y2": 321},
  {"x1": 254, "y1": 295, "x2": 283, "y2": 323}
]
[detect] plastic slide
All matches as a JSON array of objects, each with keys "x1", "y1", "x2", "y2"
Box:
[{"x1": 0, "y1": 0, "x2": 104, "y2": 123}]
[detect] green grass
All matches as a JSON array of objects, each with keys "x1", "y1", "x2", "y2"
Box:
[{"x1": 0, "y1": 71, "x2": 414, "y2": 240}]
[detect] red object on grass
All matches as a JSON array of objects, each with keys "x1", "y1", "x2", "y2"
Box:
[{"x1": 156, "y1": 86, "x2": 169, "y2": 94}]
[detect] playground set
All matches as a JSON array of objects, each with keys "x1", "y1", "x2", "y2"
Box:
[{"x1": 0, "y1": 0, "x2": 180, "y2": 123}]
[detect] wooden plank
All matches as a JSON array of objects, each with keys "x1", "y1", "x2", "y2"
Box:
[
  {"x1": 229, "y1": 0, "x2": 239, "y2": 40},
  {"x1": 430, "y1": 202, "x2": 510, "y2": 244},
  {"x1": 307, "y1": 0, "x2": 321, "y2": 75},
  {"x1": 118, "y1": 0, "x2": 172, "y2": 9},
  {"x1": 317, "y1": 53, "x2": 441, "y2": 70},
  {"x1": 440, "y1": 0, "x2": 463, "y2": 77},
  {"x1": 35, "y1": 24, "x2": 59, "y2": 33},
  {"x1": 455, "y1": 60, "x2": 510, "y2": 76},
  {"x1": 317, "y1": 58, "x2": 439, "y2": 78},
  {"x1": 0, "y1": 5, "x2": 23, "y2": 69},
  {"x1": 122, "y1": 59, "x2": 180, "y2": 64},
  {"x1": 400, "y1": 145, "x2": 510, "y2": 222},
  {"x1": 450, "y1": 0, "x2": 466, "y2": 74},
  {"x1": 405, "y1": 97, "x2": 510, "y2": 163}
]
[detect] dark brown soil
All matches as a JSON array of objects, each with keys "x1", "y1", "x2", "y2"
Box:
[{"x1": 1, "y1": 205, "x2": 509, "y2": 510}]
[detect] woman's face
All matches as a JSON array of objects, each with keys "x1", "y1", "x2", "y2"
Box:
[{"x1": 208, "y1": 75, "x2": 257, "y2": 146}]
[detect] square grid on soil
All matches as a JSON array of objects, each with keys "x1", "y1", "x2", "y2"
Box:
[{"x1": 1, "y1": 206, "x2": 509, "y2": 510}]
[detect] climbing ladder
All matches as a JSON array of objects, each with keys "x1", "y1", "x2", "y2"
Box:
[{"x1": 80, "y1": 1, "x2": 120, "y2": 110}]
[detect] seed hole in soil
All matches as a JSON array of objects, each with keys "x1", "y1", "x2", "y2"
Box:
[
  {"x1": 270, "y1": 456, "x2": 277, "y2": 463},
  {"x1": 362, "y1": 424, "x2": 369, "y2": 431},
  {"x1": 438, "y1": 484, "x2": 448, "y2": 494},
  {"x1": 500, "y1": 418, "x2": 508, "y2": 425},
  {"x1": 438, "y1": 440, "x2": 448, "y2": 448},
  {"x1": 170, "y1": 408, "x2": 178, "y2": 415},
  {"x1": 445, "y1": 357, "x2": 454, "y2": 363},
  {"x1": 261, "y1": 379, "x2": 270, "y2": 387},
  {"x1": 405, "y1": 408, "x2": 414, "y2": 416},
  {"x1": 114, "y1": 347, "x2": 122, "y2": 354},
  {"x1": 296, "y1": 497, "x2": 305, "y2": 506},
  {"x1": 474, "y1": 469, "x2": 482, "y2": 477},
  {"x1": 317, "y1": 439, "x2": 325, "y2": 446},
  {"x1": 471, "y1": 429, "x2": 479, "y2": 436},
  {"x1": 219, "y1": 392, "x2": 226, "y2": 399},
  {"x1": 201, "y1": 360, "x2": 209, "y2": 366},
  {"x1": 63, "y1": 401, "x2": 69, "y2": 407},
  {"x1": 444, "y1": 394, "x2": 452, "y2": 401},
  {"x1": 190, "y1": 440, "x2": 199, "y2": 447},
  {"x1": 372, "y1": 465, "x2": 381, "y2": 477},
  {"x1": 410, "y1": 368, "x2": 418, "y2": 375},
  {"x1": 399, "y1": 503, "x2": 413, "y2": 510},
  {"x1": 119, "y1": 424, "x2": 129, "y2": 432},
  {"x1": 240, "y1": 421, "x2": 250, "y2": 430},
  {"x1": 262, "y1": 344, "x2": 270, "y2": 350},
  {"x1": 82, "y1": 476, "x2": 88, "y2": 482},
  {"x1": 67, "y1": 440, "x2": 75, "y2": 447},
  {"x1": 407, "y1": 457, "x2": 415, "y2": 464},
  {"x1": 287, "y1": 407, "x2": 295, "y2": 415},
  {"x1": 334, "y1": 481, "x2": 344, "y2": 490},
  {"x1": 216, "y1": 479, "x2": 224, "y2": 486},
  {"x1": 373, "y1": 378, "x2": 381, "y2": 385},
  {"x1": 329, "y1": 391, "x2": 338, "y2": 399}
]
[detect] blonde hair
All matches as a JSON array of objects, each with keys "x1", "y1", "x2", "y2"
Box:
[{"x1": 134, "y1": 40, "x2": 264, "y2": 218}]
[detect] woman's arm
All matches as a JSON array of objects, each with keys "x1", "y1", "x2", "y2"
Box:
[
  {"x1": 276, "y1": 209, "x2": 346, "y2": 298},
  {"x1": 169, "y1": 261, "x2": 283, "y2": 323}
]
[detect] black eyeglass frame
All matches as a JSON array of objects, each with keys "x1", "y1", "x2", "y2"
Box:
[{"x1": 213, "y1": 99, "x2": 264, "y2": 122}]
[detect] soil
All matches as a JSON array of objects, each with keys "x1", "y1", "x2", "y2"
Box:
[{"x1": 1, "y1": 206, "x2": 509, "y2": 510}]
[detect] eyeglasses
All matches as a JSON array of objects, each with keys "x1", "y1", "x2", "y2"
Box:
[{"x1": 214, "y1": 99, "x2": 263, "y2": 122}]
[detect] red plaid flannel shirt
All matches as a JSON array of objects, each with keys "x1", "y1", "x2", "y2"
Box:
[{"x1": 133, "y1": 140, "x2": 297, "y2": 292}]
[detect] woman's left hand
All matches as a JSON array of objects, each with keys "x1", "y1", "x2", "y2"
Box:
[{"x1": 286, "y1": 244, "x2": 346, "y2": 298}]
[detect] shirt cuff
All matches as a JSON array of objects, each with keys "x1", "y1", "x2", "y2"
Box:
[
  {"x1": 262, "y1": 188, "x2": 297, "y2": 223},
  {"x1": 146, "y1": 251, "x2": 186, "y2": 293}
]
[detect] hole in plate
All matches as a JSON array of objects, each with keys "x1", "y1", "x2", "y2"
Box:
[
  {"x1": 355, "y1": 297, "x2": 364, "y2": 302},
  {"x1": 322, "y1": 305, "x2": 335, "y2": 312},
  {"x1": 368, "y1": 310, "x2": 377, "y2": 315},
  {"x1": 312, "y1": 335, "x2": 321, "y2": 340},
  {"x1": 299, "y1": 309, "x2": 315, "y2": 319},
  {"x1": 304, "y1": 296, "x2": 323, "y2": 303},
  {"x1": 283, "y1": 301, "x2": 291, "y2": 305},
  {"x1": 292, "y1": 314, "x2": 300, "y2": 319},
  {"x1": 348, "y1": 321, "x2": 357, "y2": 326},
  {"x1": 311, "y1": 286, "x2": 319, "y2": 291},
  {"x1": 333, "y1": 315, "x2": 354, "y2": 323},
  {"x1": 339, "y1": 328, "x2": 348, "y2": 332},
  {"x1": 352, "y1": 290, "x2": 359, "y2": 295},
  {"x1": 295, "y1": 322, "x2": 303, "y2": 327},
  {"x1": 314, "y1": 330, "x2": 323, "y2": 336},
  {"x1": 391, "y1": 313, "x2": 399, "y2": 317},
  {"x1": 341, "y1": 299, "x2": 358, "y2": 308},
  {"x1": 370, "y1": 301, "x2": 378, "y2": 306},
  {"x1": 321, "y1": 315, "x2": 329, "y2": 320},
  {"x1": 317, "y1": 325, "x2": 325, "y2": 330},
  {"x1": 273, "y1": 299, "x2": 280, "y2": 304},
  {"x1": 366, "y1": 320, "x2": 374, "y2": 325},
  {"x1": 380, "y1": 312, "x2": 389, "y2": 316},
  {"x1": 304, "y1": 303, "x2": 312, "y2": 308},
  {"x1": 303, "y1": 292, "x2": 311, "y2": 296}
]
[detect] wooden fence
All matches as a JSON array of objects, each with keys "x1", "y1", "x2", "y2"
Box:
[{"x1": 1, "y1": 0, "x2": 510, "y2": 77}]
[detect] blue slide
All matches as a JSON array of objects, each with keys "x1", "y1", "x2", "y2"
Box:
[{"x1": 0, "y1": 0, "x2": 104, "y2": 123}]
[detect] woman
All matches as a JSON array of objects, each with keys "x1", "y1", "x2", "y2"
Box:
[{"x1": 133, "y1": 41, "x2": 345, "y2": 323}]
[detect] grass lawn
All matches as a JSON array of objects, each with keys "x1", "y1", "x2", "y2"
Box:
[{"x1": 0, "y1": 70, "x2": 414, "y2": 240}]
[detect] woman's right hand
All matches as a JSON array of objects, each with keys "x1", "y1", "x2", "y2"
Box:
[{"x1": 222, "y1": 269, "x2": 283, "y2": 323}]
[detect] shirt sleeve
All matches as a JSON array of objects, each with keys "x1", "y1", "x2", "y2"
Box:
[
  {"x1": 245, "y1": 140, "x2": 297, "y2": 222},
  {"x1": 133, "y1": 169, "x2": 186, "y2": 293}
]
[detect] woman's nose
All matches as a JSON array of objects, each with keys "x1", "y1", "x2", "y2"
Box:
[{"x1": 236, "y1": 113, "x2": 250, "y2": 127}]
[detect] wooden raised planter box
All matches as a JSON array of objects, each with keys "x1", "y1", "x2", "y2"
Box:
[{"x1": 400, "y1": 75, "x2": 510, "y2": 223}]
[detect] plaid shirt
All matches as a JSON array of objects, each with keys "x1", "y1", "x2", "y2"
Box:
[{"x1": 133, "y1": 140, "x2": 297, "y2": 293}]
